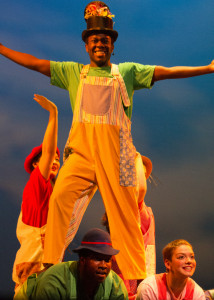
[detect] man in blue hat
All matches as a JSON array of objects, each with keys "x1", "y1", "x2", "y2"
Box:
[{"x1": 14, "y1": 228, "x2": 128, "y2": 300}]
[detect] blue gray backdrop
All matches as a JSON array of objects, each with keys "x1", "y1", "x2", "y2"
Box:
[{"x1": 0, "y1": 0, "x2": 214, "y2": 298}]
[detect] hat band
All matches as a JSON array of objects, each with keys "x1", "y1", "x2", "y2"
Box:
[
  {"x1": 81, "y1": 241, "x2": 112, "y2": 246},
  {"x1": 86, "y1": 16, "x2": 113, "y2": 30}
]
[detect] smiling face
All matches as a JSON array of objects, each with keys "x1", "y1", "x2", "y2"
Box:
[
  {"x1": 32, "y1": 152, "x2": 60, "y2": 179},
  {"x1": 80, "y1": 251, "x2": 112, "y2": 284},
  {"x1": 164, "y1": 245, "x2": 196, "y2": 279},
  {"x1": 50, "y1": 153, "x2": 60, "y2": 178},
  {"x1": 85, "y1": 33, "x2": 114, "y2": 67}
]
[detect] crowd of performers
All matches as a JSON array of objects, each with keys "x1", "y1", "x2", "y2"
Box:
[{"x1": 1, "y1": 1, "x2": 214, "y2": 299}]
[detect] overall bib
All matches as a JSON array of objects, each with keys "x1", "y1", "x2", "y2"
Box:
[{"x1": 44, "y1": 64, "x2": 146, "y2": 279}]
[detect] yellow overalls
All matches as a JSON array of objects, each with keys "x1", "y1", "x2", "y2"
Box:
[{"x1": 44, "y1": 64, "x2": 146, "y2": 279}]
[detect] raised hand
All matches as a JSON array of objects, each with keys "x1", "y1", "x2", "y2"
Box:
[{"x1": 34, "y1": 94, "x2": 57, "y2": 113}]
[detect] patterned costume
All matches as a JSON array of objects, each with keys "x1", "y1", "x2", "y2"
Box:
[
  {"x1": 43, "y1": 62, "x2": 155, "y2": 280},
  {"x1": 110, "y1": 152, "x2": 156, "y2": 298}
]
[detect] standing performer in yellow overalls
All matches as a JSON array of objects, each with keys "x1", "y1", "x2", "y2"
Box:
[{"x1": 43, "y1": 2, "x2": 155, "y2": 280}]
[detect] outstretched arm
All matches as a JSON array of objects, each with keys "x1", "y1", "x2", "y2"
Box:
[
  {"x1": 0, "y1": 43, "x2": 50, "y2": 77},
  {"x1": 152, "y1": 60, "x2": 214, "y2": 82},
  {"x1": 34, "y1": 94, "x2": 58, "y2": 179}
]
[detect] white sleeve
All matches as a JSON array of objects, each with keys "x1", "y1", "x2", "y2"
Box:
[
  {"x1": 136, "y1": 281, "x2": 158, "y2": 300},
  {"x1": 193, "y1": 281, "x2": 206, "y2": 300}
]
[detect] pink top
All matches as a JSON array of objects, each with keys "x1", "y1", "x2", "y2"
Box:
[{"x1": 136, "y1": 273, "x2": 206, "y2": 300}]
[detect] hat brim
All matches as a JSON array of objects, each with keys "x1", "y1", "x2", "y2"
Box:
[
  {"x1": 73, "y1": 244, "x2": 119, "y2": 256},
  {"x1": 24, "y1": 144, "x2": 43, "y2": 174},
  {"x1": 24, "y1": 144, "x2": 60, "y2": 174},
  {"x1": 82, "y1": 29, "x2": 118, "y2": 42},
  {"x1": 141, "y1": 155, "x2": 152, "y2": 179}
]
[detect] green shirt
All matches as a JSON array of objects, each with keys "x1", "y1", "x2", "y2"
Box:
[
  {"x1": 50, "y1": 62, "x2": 155, "y2": 120},
  {"x1": 15, "y1": 261, "x2": 128, "y2": 300}
]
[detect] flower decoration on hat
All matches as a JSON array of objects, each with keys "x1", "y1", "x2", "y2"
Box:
[{"x1": 84, "y1": 2, "x2": 115, "y2": 20}]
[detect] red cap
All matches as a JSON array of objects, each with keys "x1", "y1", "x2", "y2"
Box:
[{"x1": 24, "y1": 144, "x2": 60, "y2": 174}]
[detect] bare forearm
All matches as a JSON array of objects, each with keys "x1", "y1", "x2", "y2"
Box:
[
  {"x1": 42, "y1": 109, "x2": 58, "y2": 158},
  {"x1": 39, "y1": 109, "x2": 58, "y2": 179},
  {"x1": 153, "y1": 62, "x2": 214, "y2": 82},
  {"x1": 0, "y1": 43, "x2": 50, "y2": 76},
  {"x1": 34, "y1": 95, "x2": 58, "y2": 179}
]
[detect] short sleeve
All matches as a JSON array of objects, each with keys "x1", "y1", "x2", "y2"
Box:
[
  {"x1": 50, "y1": 61, "x2": 83, "y2": 110},
  {"x1": 21, "y1": 167, "x2": 53, "y2": 227},
  {"x1": 107, "y1": 271, "x2": 129, "y2": 300},
  {"x1": 50, "y1": 61, "x2": 83, "y2": 89},
  {"x1": 192, "y1": 281, "x2": 206, "y2": 300},
  {"x1": 30, "y1": 263, "x2": 72, "y2": 300},
  {"x1": 50, "y1": 61, "x2": 75, "y2": 90},
  {"x1": 119, "y1": 62, "x2": 155, "y2": 93},
  {"x1": 132, "y1": 63, "x2": 155, "y2": 90},
  {"x1": 136, "y1": 279, "x2": 158, "y2": 300}
]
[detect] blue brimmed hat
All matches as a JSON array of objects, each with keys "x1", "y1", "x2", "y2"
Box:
[{"x1": 73, "y1": 228, "x2": 119, "y2": 256}]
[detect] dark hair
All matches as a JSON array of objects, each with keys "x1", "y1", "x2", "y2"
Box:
[
  {"x1": 162, "y1": 239, "x2": 193, "y2": 262},
  {"x1": 30, "y1": 152, "x2": 42, "y2": 172},
  {"x1": 77, "y1": 249, "x2": 101, "y2": 259}
]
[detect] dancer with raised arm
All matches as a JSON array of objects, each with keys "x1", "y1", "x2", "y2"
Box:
[{"x1": 12, "y1": 95, "x2": 60, "y2": 295}]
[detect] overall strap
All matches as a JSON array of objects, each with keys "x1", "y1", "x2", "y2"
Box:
[
  {"x1": 80, "y1": 64, "x2": 90, "y2": 79},
  {"x1": 111, "y1": 64, "x2": 131, "y2": 107},
  {"x1": 155, "y1": 273, "x2": 167, "y2": 300}
]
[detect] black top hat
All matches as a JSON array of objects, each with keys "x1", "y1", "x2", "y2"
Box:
[
  {"x1": 72, "y1": 228, "x2": 119, "y2": 256},
  {"x1": 82, "y1": 1, "x2": 118, "y2": 42}
]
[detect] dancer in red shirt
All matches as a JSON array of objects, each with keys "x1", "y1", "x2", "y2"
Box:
[{"x1": 12, "y1": 95, "x2": 60, "y2": 295}]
